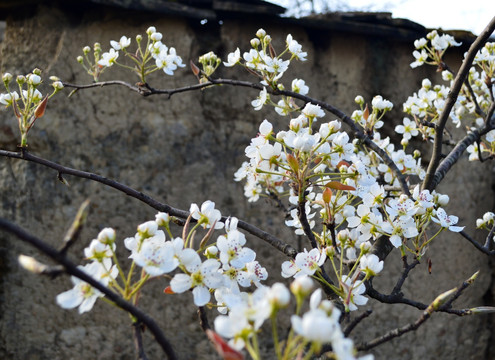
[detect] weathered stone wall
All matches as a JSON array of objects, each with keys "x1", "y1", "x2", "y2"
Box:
[{"x1": 0, "y1": 3, "x2": 493, "y2": 360}]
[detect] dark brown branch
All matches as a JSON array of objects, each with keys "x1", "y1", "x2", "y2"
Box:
[
  {"x1": 423, "y1": 15, "x2": 495, "y2": 191},
  {"x1": 0, "y1": 217, "x2": 177, "y2": 360},
  {"x1": 297, "y1": 199, "x2": 318, "y2": 249},
  {"x1": 0, "y1": 149, "x2": 296, "y2": 258},
  {"x1": 484, "y1": 225, "x2": 495, "y2": 250},
  {"x1": 391, "y1": 257, "x2": 420, "y2": 296},
  {"x1": 63, "y1": 77, "x2": 410, "y2": 196},
  {"x1": 459, "y1": 230, "x2": 495, "y2": 255},
  {"x1": 343, "y1": 309, "x2": 372, "y2": 337},
  {"x1": 64, "y1": 80, "x2": 141, "y2": 93},
  {"x1": 359, "y1": 272, "x2": 478, "y2": 351},
  {"x1": 132, "y1": 322, "x2": 149, "y2": 360},
  {"x1": 430, "y1": 129, "x2": 480, "y2": 189},
  {"x1": 197, "y1": 306, "x2": 211, "y2": 332},
  {"x1": 356, "y1": 296, "x2": 437, "y2": 351}
]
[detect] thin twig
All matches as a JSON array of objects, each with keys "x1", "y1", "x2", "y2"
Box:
[
  {"x1": 484, "y1": 225, "x2": 495, "y2": 250},
  {"x1": 60, "y1": 199, "x2": 90, "y2": 254},
  {"x1": 459, "y1": 230, "x2": 495, "y2": 255},
  {"x1": 343, "y1": 309, "x2": 372, "y2": 337},
  {"x1": 391, "y1": 257, "x2": 420, "y2": 296},
  {"x1": 358, "y1": 272, "x2": 479, "y2": 351},
  {"x1": 0, "y1": 217, "x2": 177, "y2": 360},
  {"x1": 356, "y1": 298, "x2": 436, "y2": 351},
  {"x1": 132, "y1": 322, "x2": 149, "y2": 360},
  {"x1": 0, "y1": 148, "x2": 297, "y2": 258},
  {"x1": 198, "y1": 307, "x2": 211, "y2": 332}
]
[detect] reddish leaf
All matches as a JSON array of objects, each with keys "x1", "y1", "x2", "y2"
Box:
[
  {"x1": 163, "y1": 286, "x2": 175, "y2": 294},
  {"x1": 286, "y1": 153, "x2": 299, "y2": 173},
  {"x1": 206, "y1": 329, "x2": 244, "y2": 360},
  {"x1": 325, "y1": 181, "x2": 355, "y2": 191},
  {"x1": 190, "y1": 60, "x2": 200, "y2": 77},
  {"x1": 322, "y1": 187, "x2": 332, "y2": 204},
  {"x1": 363, "y1": 103, "x2": 369, "y2": 121},
  {"x1": 336, "y1": 160, "x2": 350, "y2": 169},
  {"x1": 34, "y1": 95, "x2": 48, "y2": 119}
]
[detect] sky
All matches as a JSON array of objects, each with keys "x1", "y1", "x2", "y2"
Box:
[{"x1": 267, "y1": 0, "x2": 494, "y2": 35}]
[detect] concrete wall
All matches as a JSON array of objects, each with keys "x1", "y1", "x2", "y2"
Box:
[{"x1": 0, "y1": 3, "x2": 493, "y2": 360}]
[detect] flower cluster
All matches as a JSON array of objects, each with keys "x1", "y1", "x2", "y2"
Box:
[
  {"x1": 223, "y1": 28, "x2": 309, "y2": 115},
  {"x1": 406, "y1": 36, "x2": 495, "y2": 149},
  {"x1": 231, "y1": 29, "x2": 469, "y2": 314},
  {"x1": 1, "y1": 69, "x2": 63, "y2": 147},
  {"x1": 410, "y1": 30, "x2": 461, "y2": 68},
  {"x1": 215, "y1": 276, "x2": 371, "y2": 360},
  {"x1": 57, "y1": 228, "x2": 118, "y2": 313},
  {"x1": 77, "y1": 26, "x2": 184, "y2": 82}
]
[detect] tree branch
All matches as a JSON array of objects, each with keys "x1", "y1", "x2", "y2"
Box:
[
  {"x1": 64, "y1": 77, "x2": 411, "y2": 196},
  {"x1": 0, "y1": 148, "x2": 296, "y2": 258},
  {"x1": 423, "y1": 15, "x2": 495, "y2": 191},
  {"x1": 132, "y1": 322, "x2": 149, "y2": 360},
  {"x1": 458, "y1": 230, "x2": 495, "y2": 255},
  {"x1": 0, "y1": 217, "x2": 177, "y2": 360},
  {"x1": 358, "y1": 271, "x2": 480, "y2": 351}
]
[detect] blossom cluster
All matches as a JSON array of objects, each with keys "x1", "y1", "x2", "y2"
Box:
[
  {"x1": 55, "y1": 201, "x2": 370, "y2": 358},
  {"x1": 223, "y1": 28, "x2": 309, "y2": 116},
  {"x1": 1, "y1": 69, "x2": 63, "y2": 147},
  {"x1": 232, "y1": 29, "x2": 467, "y2": 313},
  {"x1": 406, "y1": 35, "x2": 495, "y2": 154},
  {"x1": 56, "y1": 228, "x2": 118, "y2": 313},
  {"x1": 78, "y1": 26, "x2": 184, "y2": 82},
  {"x1": 36, "y1": 26, "x2": 495, "y2": 360}
]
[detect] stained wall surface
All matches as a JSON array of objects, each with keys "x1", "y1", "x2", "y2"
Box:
[{"x1": 0, "y1": 3, "x2": 493, "y2": 360}]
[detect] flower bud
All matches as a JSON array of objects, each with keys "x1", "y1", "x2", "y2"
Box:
[
  {"x1": 2, "y1": 72, "x2": 13, "y2": 84},
  {"x1": 146, "y1": 26, "x2": 156, "y2": 35},
  {"x1": 155, "y1": 212, "x2": 170, "y2": 227},
  {"x1": 337, "y1": 229, "x2": 349, "y2": 244},
  {"x1": 413, "y1": 149, "x2": 421, "y2": 158},
  {"x1": 250, "y1": 38, "x2": 260, "y2": 48},
  {"x1": 32, "y1": 68, "x2": 42, "y2": 76},
  {"x1": 137, "y1": 221, "x2": 158, "y2": 239},
  {"x1": 256, "y1": 28, "x2": 266, "y2": 38},
  {"x1": 354, "y1": 95, "x2": 364, "y2": 105},
  {"x1": 326, "y1": 246, "x2": 336, "y2": 257},
  {"x1": 77, "y1": 56, "x2": 84, "y2": 64},
  {"x1": 83, "y1": 46, "x2": 91, "y2": 54},
  {"x1": 28, "y1": 74, "x2": 41, "y2": 85},
  {"x1": 436, "y1": 194, "x2": 449, "y2": 206},
  {"x1": 150, "y1": 32, "x2": 162, "y2": 41},
  {"x1": 422, "y1": 78, "x2": 431, "y2": 89},
  {"x1": 401, "y1": 138, "x2": 409, "y2": 147},
  {"x1": 97, "y1": 227, "x2": 116, "y2": 245},
  {"x1": 93, "y1": 42, "x2": 101, "y2": 51},
  {"x1": 360, "y1": 241, "x2": 372, "y2": 253},
  {"x1": 18, "y1": 255, "x2": 48, "y2": 274},
  {"x1": 204, "y1": 245, "x2": 218, "y2": 258},
  {"x1": 16, "y1": 75, "x2": 26, "y2": 85},
  {"x1": 52, "y1": 82, "x2": 64, "y2": 91},
  {"x1": 290, "y1": 275, "x2": 314, "y2": 297},
  {"x1": 268, "y1": 283, "x2": 290, "y2": 309},
  {"x1": 136, "y1": 34, "x2": 143, "y2": 42}
]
